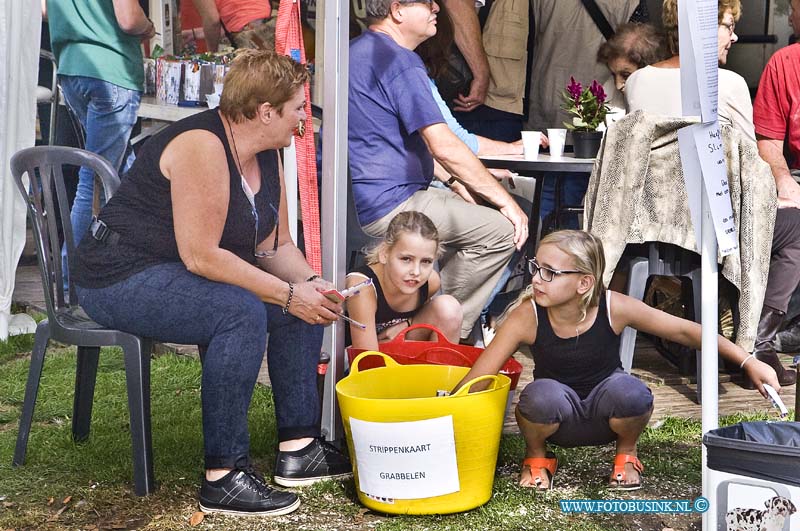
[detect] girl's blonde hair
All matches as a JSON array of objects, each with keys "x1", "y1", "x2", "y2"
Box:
[
  {"x1": 365, "y1": 211, "x2": 441, "y2": 265},
  {"x1": 500, "y1": 230, "x2": 606, "y2": 323}
]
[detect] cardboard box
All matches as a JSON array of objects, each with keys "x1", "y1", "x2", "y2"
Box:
[
  {"x1": 156, "y1": 58, "x2": 182, "y2": 104},
  {"x1": 150, "y1": 0, "x2": 178, "y2": 56},
  {"x1": 183, "y1": 61, "x2": 218, "y2": 103},
  {"x1": 143, "y1": 58, "x2": 156, "y2": 95}
]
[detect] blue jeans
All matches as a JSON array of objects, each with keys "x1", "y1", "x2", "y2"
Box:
[
  {"x1": 539, "y1": 173, "x2": 590, "y2": 232},
  {"x1": 77, "y1": 262, "x2": 324, "y2": 469},
  {"x1": 60, "y1": 75, "x2": 141, "y2": 285},
  {"x1": 452, "y1": 108, "x2": 523, "y2": 142}
]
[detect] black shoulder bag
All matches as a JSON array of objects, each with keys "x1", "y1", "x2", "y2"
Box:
[{"x1": 580, "y1": 0, "x2": 615, "y2": 40}]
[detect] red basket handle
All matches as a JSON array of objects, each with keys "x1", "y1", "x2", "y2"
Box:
[
  {"x1": 417, "y1": 346, "x2": 474, "y2": 366},
  {"x1": 383, "y1": 323, "x2": 454, "y2": 346}
]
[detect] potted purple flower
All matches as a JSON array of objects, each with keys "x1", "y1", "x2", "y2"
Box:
[{"x1": 561, "y1": 77, "x2": 610, "y2": 158}]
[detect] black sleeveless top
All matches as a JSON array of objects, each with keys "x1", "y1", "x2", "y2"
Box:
[
  {"x1": 349, "y1": 265, "x2": 429, "y2": 334},
  {"x1": 73, "y1": 110, "x2": 281, "y2": 288},
  {"x1": 531, "y1": 292, "x2": 622, "y2": 399}
]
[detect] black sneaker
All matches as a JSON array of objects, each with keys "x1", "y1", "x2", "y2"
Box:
[
  {"x1": 199, "y1": 465, "x2": 300, "y2": 516},
  {"x1": 274, "y1": 438, "x2": 353, "y2": 487}
]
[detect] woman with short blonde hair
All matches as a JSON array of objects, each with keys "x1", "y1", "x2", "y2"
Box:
[{"x1": 74, "y1": 49, "x2": 351, "y2": 516}]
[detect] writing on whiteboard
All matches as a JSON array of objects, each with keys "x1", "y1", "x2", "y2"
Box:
[
  {"x1": 678, "y1": 122, "x2": 738, "y2": 256},
  {"x1": 370, "y1": 444, "x2": 431, "y2": 453},
  {"x1": 350, "y1": 416, "x2": 460, "y2": 499}
]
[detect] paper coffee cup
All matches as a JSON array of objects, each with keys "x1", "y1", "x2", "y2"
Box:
[
  {"x1": 547, "y1": 128, "x2": 567, "y2": 158},
  {"x1": 521, "y1": 131, "x2": 541, "y2": 160}
]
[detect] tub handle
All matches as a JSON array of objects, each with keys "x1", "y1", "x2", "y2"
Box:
[
  {"x1": 350, "y1": 350, "x2": 399, "y2": 374},
  {"x1": 451, "y1": 374, "x2": 501, "y2": 396}
]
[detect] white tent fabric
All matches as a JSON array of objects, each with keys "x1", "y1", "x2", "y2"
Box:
[{"x1": 0, "y1": 0, "x2": 41, "y2": 339}]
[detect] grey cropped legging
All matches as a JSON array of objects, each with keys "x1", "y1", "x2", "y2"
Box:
[
  {"x1": 77, "y1": 261, "x2": 324, "y2": 469},
  {"x1": 516, "y1": 370, "x2": 653, "y2": 447}
]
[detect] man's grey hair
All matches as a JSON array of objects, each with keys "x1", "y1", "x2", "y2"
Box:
[{"x1": 366, "y1": 0, "x2": 394, "y2": 20}]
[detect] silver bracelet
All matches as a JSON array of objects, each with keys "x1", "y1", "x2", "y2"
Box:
[
  {"x1": 282, "y1": 282, "x2": 294, "y2": 315},
  {"x1": 739, "y1": 353, "x2": 756, "y2": 369}
]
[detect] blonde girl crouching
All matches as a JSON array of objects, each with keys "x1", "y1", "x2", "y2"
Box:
[{"x1": 457, "y1": 230, "x2": 780, "y2": 491}]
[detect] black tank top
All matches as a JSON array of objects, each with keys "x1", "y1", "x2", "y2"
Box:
[
  {"x1": 531, "y1": 292, "x2": 622, "y2": 399},
  {"x1": 349, "y1": 265, "x2": 429, "y2": 333},
  {"x1": 73, "y1": 110, "x2": 280, "y2": 288}
]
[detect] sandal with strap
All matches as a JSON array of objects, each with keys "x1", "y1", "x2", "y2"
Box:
[
  {"x1": 609, "y1": 454, "x2": 644, "y2": 491},
  {"x1": 521, "y1": 452, "x2": 558, "y2": 491}
]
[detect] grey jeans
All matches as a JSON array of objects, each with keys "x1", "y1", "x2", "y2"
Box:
[{"x1": 516, "y1": 370, "x2": 653, "y2": 448}]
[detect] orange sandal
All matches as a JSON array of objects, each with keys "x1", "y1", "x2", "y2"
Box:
[
  {"x1": 521, "y1": 452, "x2": 558, "y2": 491},
  {"x1": 609, "y1": 454, "x2": 644, "y2": 491}
]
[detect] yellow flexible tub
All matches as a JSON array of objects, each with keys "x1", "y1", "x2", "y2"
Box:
[{"x1": 335, "y1": 351, "x2": 510, "y2": 514}]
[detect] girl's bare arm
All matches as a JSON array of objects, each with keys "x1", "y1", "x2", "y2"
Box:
[
  {"x1": 609, "y1": 291, "x2": 780, "y2": 396},
  {"x1": 345, "y1": 274, "x2": 380, "y2": 351},
  {"x1": 453, "y1": 301, "x2": 537, "y2": 393}
]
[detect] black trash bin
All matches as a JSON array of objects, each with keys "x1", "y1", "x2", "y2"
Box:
[{"x1": 703, "y1": 422, "x2": 800, "y2": 487}]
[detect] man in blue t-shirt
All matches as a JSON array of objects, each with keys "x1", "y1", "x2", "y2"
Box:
[{"x1": 348, "y1": 0, "x2": 528, "y2": 339}]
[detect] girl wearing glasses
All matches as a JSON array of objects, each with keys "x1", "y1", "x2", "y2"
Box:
[
  {"x1": 346, "y1": 211, "x2": 462, "y2": 350},
  {"x1": 457, "y1": 230, "x2": 779, "y2": 492}
]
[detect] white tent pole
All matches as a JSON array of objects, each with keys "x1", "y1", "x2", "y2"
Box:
[
  {"x1": 0, "y1": 0, "x2": 41, "y2": 340},
  {"x1": 283, "y1": 137, "x2": 299, "y2": 244},
  {"x1": 700, "y1": 184, "x2": 720, "y2": 531},
  {"x1": 319, "y1": 0, "x2": 349, "y2": 440}
]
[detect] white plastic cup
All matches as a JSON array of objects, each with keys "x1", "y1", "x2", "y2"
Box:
[
  {"x1": 521, "y1": 131, "x2": 541, "y2": 160},
  {"x1": 547, "y1": 128, "x2": 567, "y2": 158},
  {"x1": 205, "y1": 93, "x2": 221, "y2": 109}
]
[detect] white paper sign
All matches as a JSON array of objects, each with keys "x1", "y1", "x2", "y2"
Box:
[
  {"x1": 678, "y1": 0, "x2": 719, "y2": 122},
  {"x1": 678, "y1": 122, "x2": 738, "y2": 256},
  {"x1": 350, "y1": 416, "x2": 460, "y2": 499}
]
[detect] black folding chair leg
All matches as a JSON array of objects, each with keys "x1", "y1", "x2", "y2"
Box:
[
  {"x1": 13, "y1": 321, "x2": 51, "y2": 466},
  {"x1": 72, "y1": 346, "x2": 100, "y2": 442},
  {"x1": 122, "y1": 337, "x2": 155, "y2": 496}
]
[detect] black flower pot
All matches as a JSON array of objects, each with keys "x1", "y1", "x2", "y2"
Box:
[{"x1": 572, "y1": 130, "x2": 603, "y2": 159}]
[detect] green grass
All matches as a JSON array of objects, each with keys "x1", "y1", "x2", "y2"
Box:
[
  {"x1": 0, "y1": 333, "x2": 731, "y2": 530},
  {"x1": 0, "y1": 333, "x2": 34, "y2": 365},
  {"x1": 0, "y1": 309, "x2": 44, "y2": 365}
]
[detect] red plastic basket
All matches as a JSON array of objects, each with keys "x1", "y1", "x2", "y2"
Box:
[{"x1": 346, "y1": 323, "x2": 523, "y2": 390}]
